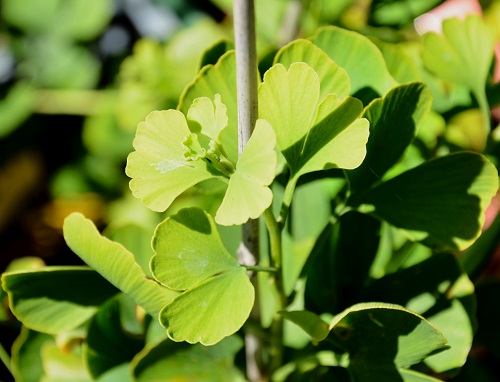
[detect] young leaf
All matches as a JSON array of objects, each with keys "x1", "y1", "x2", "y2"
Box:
[
  {"x1": 125, "y1": 109, "x2": 219, "y2": 212},
  {"x1": 349, "y1": 152, "x2": 499, "y2": 252},
  {"x1": 274, "y1": 39, "x2": 351, "y2": 100},
  {"x1": 259, "y1": 62, "x2": 369, "y2": 178},
  {"x1": 215, "y1": 119, "x2": 277, "y2": 225},
  {"x1": 309, "y1": 26, "x2": 397, "y2": 99},
  {"x1": 2, "y1": 267, "x2": 118, "y2": 334},
  {"x1": 127, "y1": 95, "x2": 275, "y2": 226},
  {"x1": 63, "y1": 213, "x2": 171, "y2": 317},
  {"x1": 346, "y1": 82, "x2": 432, "y2": 192},
  {"x1": 151, "y1": 208, "x2": 254, "y2": 345},
  {"x1": 179, "y1": 51, "x2": 238, "y2": 162}
]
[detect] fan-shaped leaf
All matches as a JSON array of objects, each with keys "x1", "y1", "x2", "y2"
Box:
[
  {"x1": 309, "y1": 26, "x2": 397, "y2": 99},
  {"x1": 126, "y1": 110, "x2": 218, "y2": 212},
  {"x1": 160, "y1": 267, "x2": 254, "y2": 345},
  {"x1": 349, "y1": 152, "x2": 499, "y2": 251},
  {"x1": 347, "y1": 82, "x2": 432, "y2": 192},
  {"x1": 151, "y1": 208, "x2": 238, "y2": 290},
  {"x1": 2, "y1": 267, "x2": 118, "y2": 334},
  {"x1": 259, "y1": 63, "x2": 369, "y2": 178},
  {"x1": 63, "y1": 213, "x2": 171, "y2": 317},
  {"x1": 216, "y1": 119, "x2": 277, "y2": 225},
  {"x1": 275, "y1": 39, "x2": 351, "y2": 100}
]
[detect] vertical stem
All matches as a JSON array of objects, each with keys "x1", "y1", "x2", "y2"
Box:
[
  {"x1": 234, "y1": 0, "x2": 258, "y2": 157},
  {"x1": 233, "y1": 1, "x2": 264, "y2": 381}
]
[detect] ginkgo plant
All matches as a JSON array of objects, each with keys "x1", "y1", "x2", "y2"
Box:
[{"x1": 1, "y1": 2, "x2": 500, "y2": 382}]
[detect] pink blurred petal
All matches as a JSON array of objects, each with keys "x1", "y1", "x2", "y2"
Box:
[{"x1": 414, "y1": 0, "x2": 482, "y2": 34}]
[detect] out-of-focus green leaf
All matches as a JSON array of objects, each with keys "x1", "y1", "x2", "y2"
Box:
[
  {"x1": 422, "y1": 15, "x2": 495, "y2": 134},
  {"x1": 370, "y1": 0, "x2": 441, "y2": 26},
  {"x1": 309, "y1": 26, "x2": 397, "y2": 100},
  {"x1": 3, "y1": 0, "x2": 114, "y2": 40},
  {"x1": 11, "y1": 327, "x2": 53, "y2": 382},
  {"x1": 63, "y1": 213, "x2": 171, "y2": 317},
  {"x1": 346, "y1": 82, "x2": 432, "y2": 193},
  {"x1": 40, "y1": 342, "x2": 91, "y2": 382},
  {"x1": 376, "y1": 41, "x2": 422, "y2": 84},
  {"x1": 445, "y1": 109, "x2": 487, "y2": 151},
  {"x1": 0, "y1": 83, "x2": 35, "y2": 138},
  {"x1": 95, "y1": 364, "x2": 133, "y2": 382},
  {"x1": 280, "y1": 310, "x2": 329, "y2": 342},
  {"x1": 82, "y1": 114, "x2": 134, "y2": 160},
  {"x1": 132, "y1": 335, "x2": 245, "y2": 381},
  {"x1": 1, "y1": 267, "x2": 118, "y2": 334},
  {"x1": 85, "y1": 296, "x2": 144, "y2": 379},
  {"x1": 349, "y1": 153, "x2": 499, "y2": 252},
  {"x1": 275, "y1": 39, "x2": 351, "y2": 100},
  {"x1": 22, "y1": 39, "x2": 100, "y2": 89},
  {"x1": 328, "y1": 303, "x2": 448, "y2": 381}
]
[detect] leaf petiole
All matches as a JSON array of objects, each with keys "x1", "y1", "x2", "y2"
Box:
[{"x1": 245, "y1": 265, "x2": 278, "y2": 273}]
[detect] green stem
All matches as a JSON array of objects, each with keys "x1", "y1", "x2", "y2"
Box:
[
  {"x1": 0, "y1": 342, "x2": 12, "y2": 376},
  {"x1": 263, "y1": 208, "x2": 282, "y2": 269},
  {"x1": 263, "y1": 207, "x2": 285, "y2": 375},
  {"x1": 279, "y1": 174, "x2": 299, "y2": 224},
  {"x1": 474, "y1": 88, "x2": 491, "y2": 139},
  {"x1": 246, "y1": 265, "x2": 278, "y2": 273}
]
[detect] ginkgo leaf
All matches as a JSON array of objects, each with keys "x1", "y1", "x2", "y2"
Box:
[
  {"x1": 274, "y1": 39, "x2": 351, "y2": 101},
  {"x1": 151, "y1": 208, "x2": 238, "y2": 290},
  {"x1": 179, "y1": 51, "x2": 238, "y2": 162},
  {"x1": 328, "y1": 302, "x2": 449, "y2": 380},
  {"x1": 349, "y1": 152, "x2": 499, "y2": 252},
  {"x1": 422, "y1": 15, "x2": 495, "y2": 95},
  {"x1": 215, "y1": 119, "x2": 277, "y2": 225},
  {"x1": 259, "y1": 63, "x2": 369, "y2": 178},
  {"x1": 309, "y1": 26, "x2": 397, "y2": 98},
  {"x1": 126, "y1": 109, "x2": 218, "y2": 212},
  {"x1": 422, "y1": 15, "x2": 495, "y2": 134},
  {"x1": 150, "y1": 208, "x2": 255, "y2": 345},
  {"x1": 347, "y1": 82, "x2": 432, "y2": 193},
  {"x1": 160, "y1": 267, "x2": 254, "y2": 346},
  {"x1": 63, "y1": 213, "x2": 171, "y2": 317},
  {"x1": 187, "y1": 94, "x2": 228, "y2": 143}
]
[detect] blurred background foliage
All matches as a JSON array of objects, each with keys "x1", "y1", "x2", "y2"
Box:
[{"x1": 1, "y1": 0, "x2": 500, "y2": 381}]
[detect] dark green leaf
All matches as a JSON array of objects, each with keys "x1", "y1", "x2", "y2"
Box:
[
  {"x1": 349, "y1": 152, "x2": 499, "y2": 252},
  {"x1": 2, "y1": 267, "x2": 118, "y2": 334}
]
